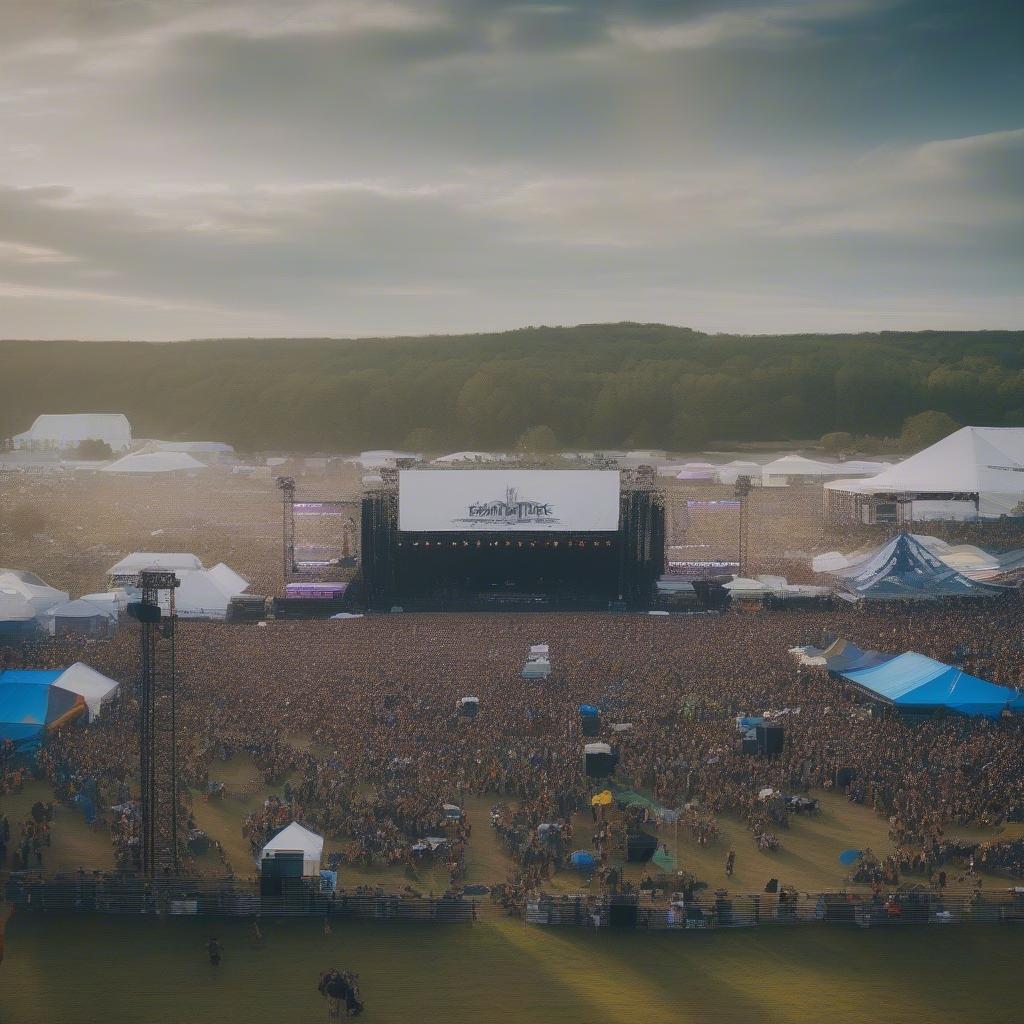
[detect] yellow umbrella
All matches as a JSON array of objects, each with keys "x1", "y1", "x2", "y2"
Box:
[{"x1": 591, "y1": 789, "x2": 613, "y2": 807}]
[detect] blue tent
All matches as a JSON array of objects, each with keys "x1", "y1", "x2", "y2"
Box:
[
  {"x1": 837, "y1": 533, "x2": 1005, "y2": 602},
  {"x1": 0, "y1": 669, "x2": 82, "y2": 748},
  {"x1": 841, "y1": 652, "x2": 1024, "y2": 719}
]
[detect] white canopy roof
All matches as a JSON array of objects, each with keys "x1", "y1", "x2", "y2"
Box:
[
  {"x1": 13, "y1": 413, "x2": 131, "y2": 450},
  {"x1": 53, "y1": 662, "x2": 119, "y2": 719},
  {"x1": 826, "y1": 427, "x2": 1024, "y2": 498},
  {"x1": 45, "y1": 598, "x2": 115, "y2": 620},
  {"x1": 206, "y1": 563, "x2": 249, "y2": 598},
  {"x1": 0, "y1": 569, "x2": 69, "y2": 617},
  {"x1": 109, "y1": 553, "x2": 203, "y2": 575},
  {"x1": 762, "y1": 454, "x2": 846, "y2": 477},
  {"x1": 102, "y1": 451, "x2": 207, "y2": 473},
  {"x1": 162, "y1": 567, "x2": 247, "y2": 619},
  {"x1": 432, "y1": 450, "x2": 506, "y2": 463},
  {"x1": 0, "y1": 590, "x2": 36, "y2": 621},
  {"x1": 260, "y1": 821, "x2": 324, "y2": 876}
]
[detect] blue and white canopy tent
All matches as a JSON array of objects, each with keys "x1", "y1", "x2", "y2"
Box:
[{"x1": 835, "y1": 533, "x2": 1005, "y2": 602}]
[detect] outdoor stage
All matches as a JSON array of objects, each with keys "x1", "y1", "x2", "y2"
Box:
[{"x1": 358, "y1": 468, "x2": 664, "y2": 611}]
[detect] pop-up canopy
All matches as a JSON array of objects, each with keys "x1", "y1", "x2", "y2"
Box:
[{"x1": 260, "y1": 822, "x2": 325, "y2": 877}]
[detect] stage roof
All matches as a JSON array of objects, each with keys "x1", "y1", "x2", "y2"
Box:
[{"x1": 841, "y1": 653, "x2": 1024, "y2": 719}]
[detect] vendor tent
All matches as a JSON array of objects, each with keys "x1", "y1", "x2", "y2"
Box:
[
  {"x1": 260, "y1": 822, "x2": 325, "y2": 877},
  {"x1": 841, "y1": 653, "x2": 1024, "y2": 719},
  {"x1": 50, "y1": 663, "x2": 119, "y2": 720},
  {"x1": 44, "y1": 599, "x2": 116, "y2": 638},
  {"x1": 835, "y1": 533, "x2": 1005, "y2": 602},
  {"x1": 0, "y1": 590, "x2": 37, "y2": 639}
]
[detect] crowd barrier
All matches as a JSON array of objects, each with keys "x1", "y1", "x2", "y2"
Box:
[{"x1": 6, "y1": 873, "x2": 1024, "y2": 930}]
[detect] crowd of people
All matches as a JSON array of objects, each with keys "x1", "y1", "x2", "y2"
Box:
[{"x1": 3, "y1": 592, "x2": 1024, "y2": 893}]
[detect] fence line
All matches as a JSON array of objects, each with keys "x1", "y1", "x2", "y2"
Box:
[{"x1": 5, "y1": 874, "x2": 1024, "y2": 930}]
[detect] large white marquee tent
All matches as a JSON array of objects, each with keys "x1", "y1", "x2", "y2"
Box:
[
  {"x1": 826, "y1": 427, "x2": 1024, "y2": 521},
  {"x1": 12, "y1": 413, "x2": 132, "y2": 451}
]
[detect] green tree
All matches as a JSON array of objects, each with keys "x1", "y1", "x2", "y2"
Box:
[
  {"x1": 74, "y1": 438, "x2": 114, "y2": 459},
  {"x1": 899, "y1": 411, "x2": 960, "y2": 452},
  {"x1": 820, "y1": 431, "x2": 855, "y2": 453},
  {"x1": 516, "y1": 425, "x2": 558, "y2": 453}
]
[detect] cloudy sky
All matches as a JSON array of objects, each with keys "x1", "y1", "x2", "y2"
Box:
[{"x1": 1, "y1": 0, "x2": 1021, "y2": 339}]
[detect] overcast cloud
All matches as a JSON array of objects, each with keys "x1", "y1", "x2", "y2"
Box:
[{"x1": 0, "y1": 0, "x2": 1021, "y2": 339}]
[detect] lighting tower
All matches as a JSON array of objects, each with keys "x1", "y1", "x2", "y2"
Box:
[
  {"x1": 734, "y1": 474, "x2": 754, "y2": 576},
  {"x1": 128, "y1": 568, "x2": 181, "y2": 878},
  {"x1": 276, "y1": 475, "x2": 296, "y2": 585}
]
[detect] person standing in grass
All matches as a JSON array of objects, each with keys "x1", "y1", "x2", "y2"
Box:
[{"x1": 207, "y1": 936, "x2": 223, "y2": 967}]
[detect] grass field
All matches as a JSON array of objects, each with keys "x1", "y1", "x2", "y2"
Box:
[{"x1": 3, "y1": 913, "x2": 1023, "y2": 1024}]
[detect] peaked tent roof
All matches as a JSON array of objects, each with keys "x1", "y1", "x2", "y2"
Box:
[
  {"x1": 0, "y1": 570, "x2": 69, "y2": 617},
  {"x1": 101, "y1": 451, "x2": 206, "y2": 473},
  {"x1": 830, "y1": 427, "x2": 1024, "y2": 496},
  {"x1": 762, "y1": 454, "x2": 846, "y2": 477},
  {"x1": 841, "y1": 652, "x2": 1024, "y2": 719},
  {"x1": 206, "y1": 563, "x2": 249, "y2": 598},
  {"x1": 260, "y1": 821, "x2": 324, "y2": 875},
  {"x1": 51, "y1": 663, "x2": 119, "y2": 719},
  {"x1": 837, "y1": 533, "x2": 1005, "y2": 601}
]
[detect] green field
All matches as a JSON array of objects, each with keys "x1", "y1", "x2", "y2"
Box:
[{"x1": 3, "y1": 913, "x2": 1023, "y2": 1024}]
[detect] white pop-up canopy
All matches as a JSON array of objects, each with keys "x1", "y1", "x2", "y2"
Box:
[
  {"x1": 52, "y1": 662, "x2": 119, "y2": 720},
  {"x1": 260, "y1": 822, "x2": 324, "y2": 877}
]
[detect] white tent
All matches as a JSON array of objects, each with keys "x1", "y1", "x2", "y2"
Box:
[
  {"x1": 109, "y1": 553, "x2": 203, "y2": 583},
  {"x1": 0, "y1": 569, "x2": 69, "y2": 618},
  {"x1": 161, "y1": 567, "x2": 248, "y2": 620},
  {"x1": 716, "y1": 461, "x2": 762, "y2": 484},
  {"x1": 12, "y1": 413, "x2": 132, "y2": 451},
  {"x1": 0, "y1": 590, "x2": 36, "y2": 623},
  {"x1": 207, "y1": 563, "x2": 249, "y2": 598},
  {"x1": 52, "y1": 663, "x2": 119, "y2": 720},
  {"x1": 260, "y1": 822, "x2": 324, "y2": 877},
  {"x1": 152, "y1": 440, "x2": 234, "y2": 454},
  {"x1": 44, "y1": 598, "x2": 116, "y2": 637},
  {"x1": 432, "y1": 451, "x2": 509, "y2": 464},
  {"x1": 825, "y1": 427, "x2": 1024, "y2": 519},
  {"x1": 101, "y1": 451, "x2": 207, "y2": 474},
  {"x1": 762, "y1": 455, "x2": 847, "y2": 486}
]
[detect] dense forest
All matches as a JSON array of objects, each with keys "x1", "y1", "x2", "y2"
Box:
[{"x1": 2, "y1": 324, "x2": 1023, "y2": 453}]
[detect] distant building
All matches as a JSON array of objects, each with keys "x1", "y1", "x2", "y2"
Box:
[{"x1": 12, "y1": 413, "x2": 132, "y2": 452}]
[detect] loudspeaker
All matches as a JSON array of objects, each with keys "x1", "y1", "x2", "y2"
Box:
[
  {"x1": 756, "y1": 724, "x2": 784, "y2": 755},
  {"x1": 126, "y1": 601, "x2": 161, "y2": 624},
  {"x1": 608, "y1": 901, "x2": 638, "y2": 928},
  {"x1": 626, "y1": 831, "x2": 658, "y2": 863}
]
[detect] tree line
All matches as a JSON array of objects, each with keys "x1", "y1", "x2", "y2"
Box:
[{"x1": 1, "y1": 324, "x2": 1022, "y2": 453}]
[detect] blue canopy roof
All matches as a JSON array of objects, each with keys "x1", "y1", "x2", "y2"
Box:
[
  {"x1": 841, "y1": 652, "x2": 1024, "y2": 718},
  {"x1": 838, "y1": 533, "x2": 1004, "y2": 601},
  {"x1": 0, "y1": 670, "x2": 79, "y2": 746}
]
